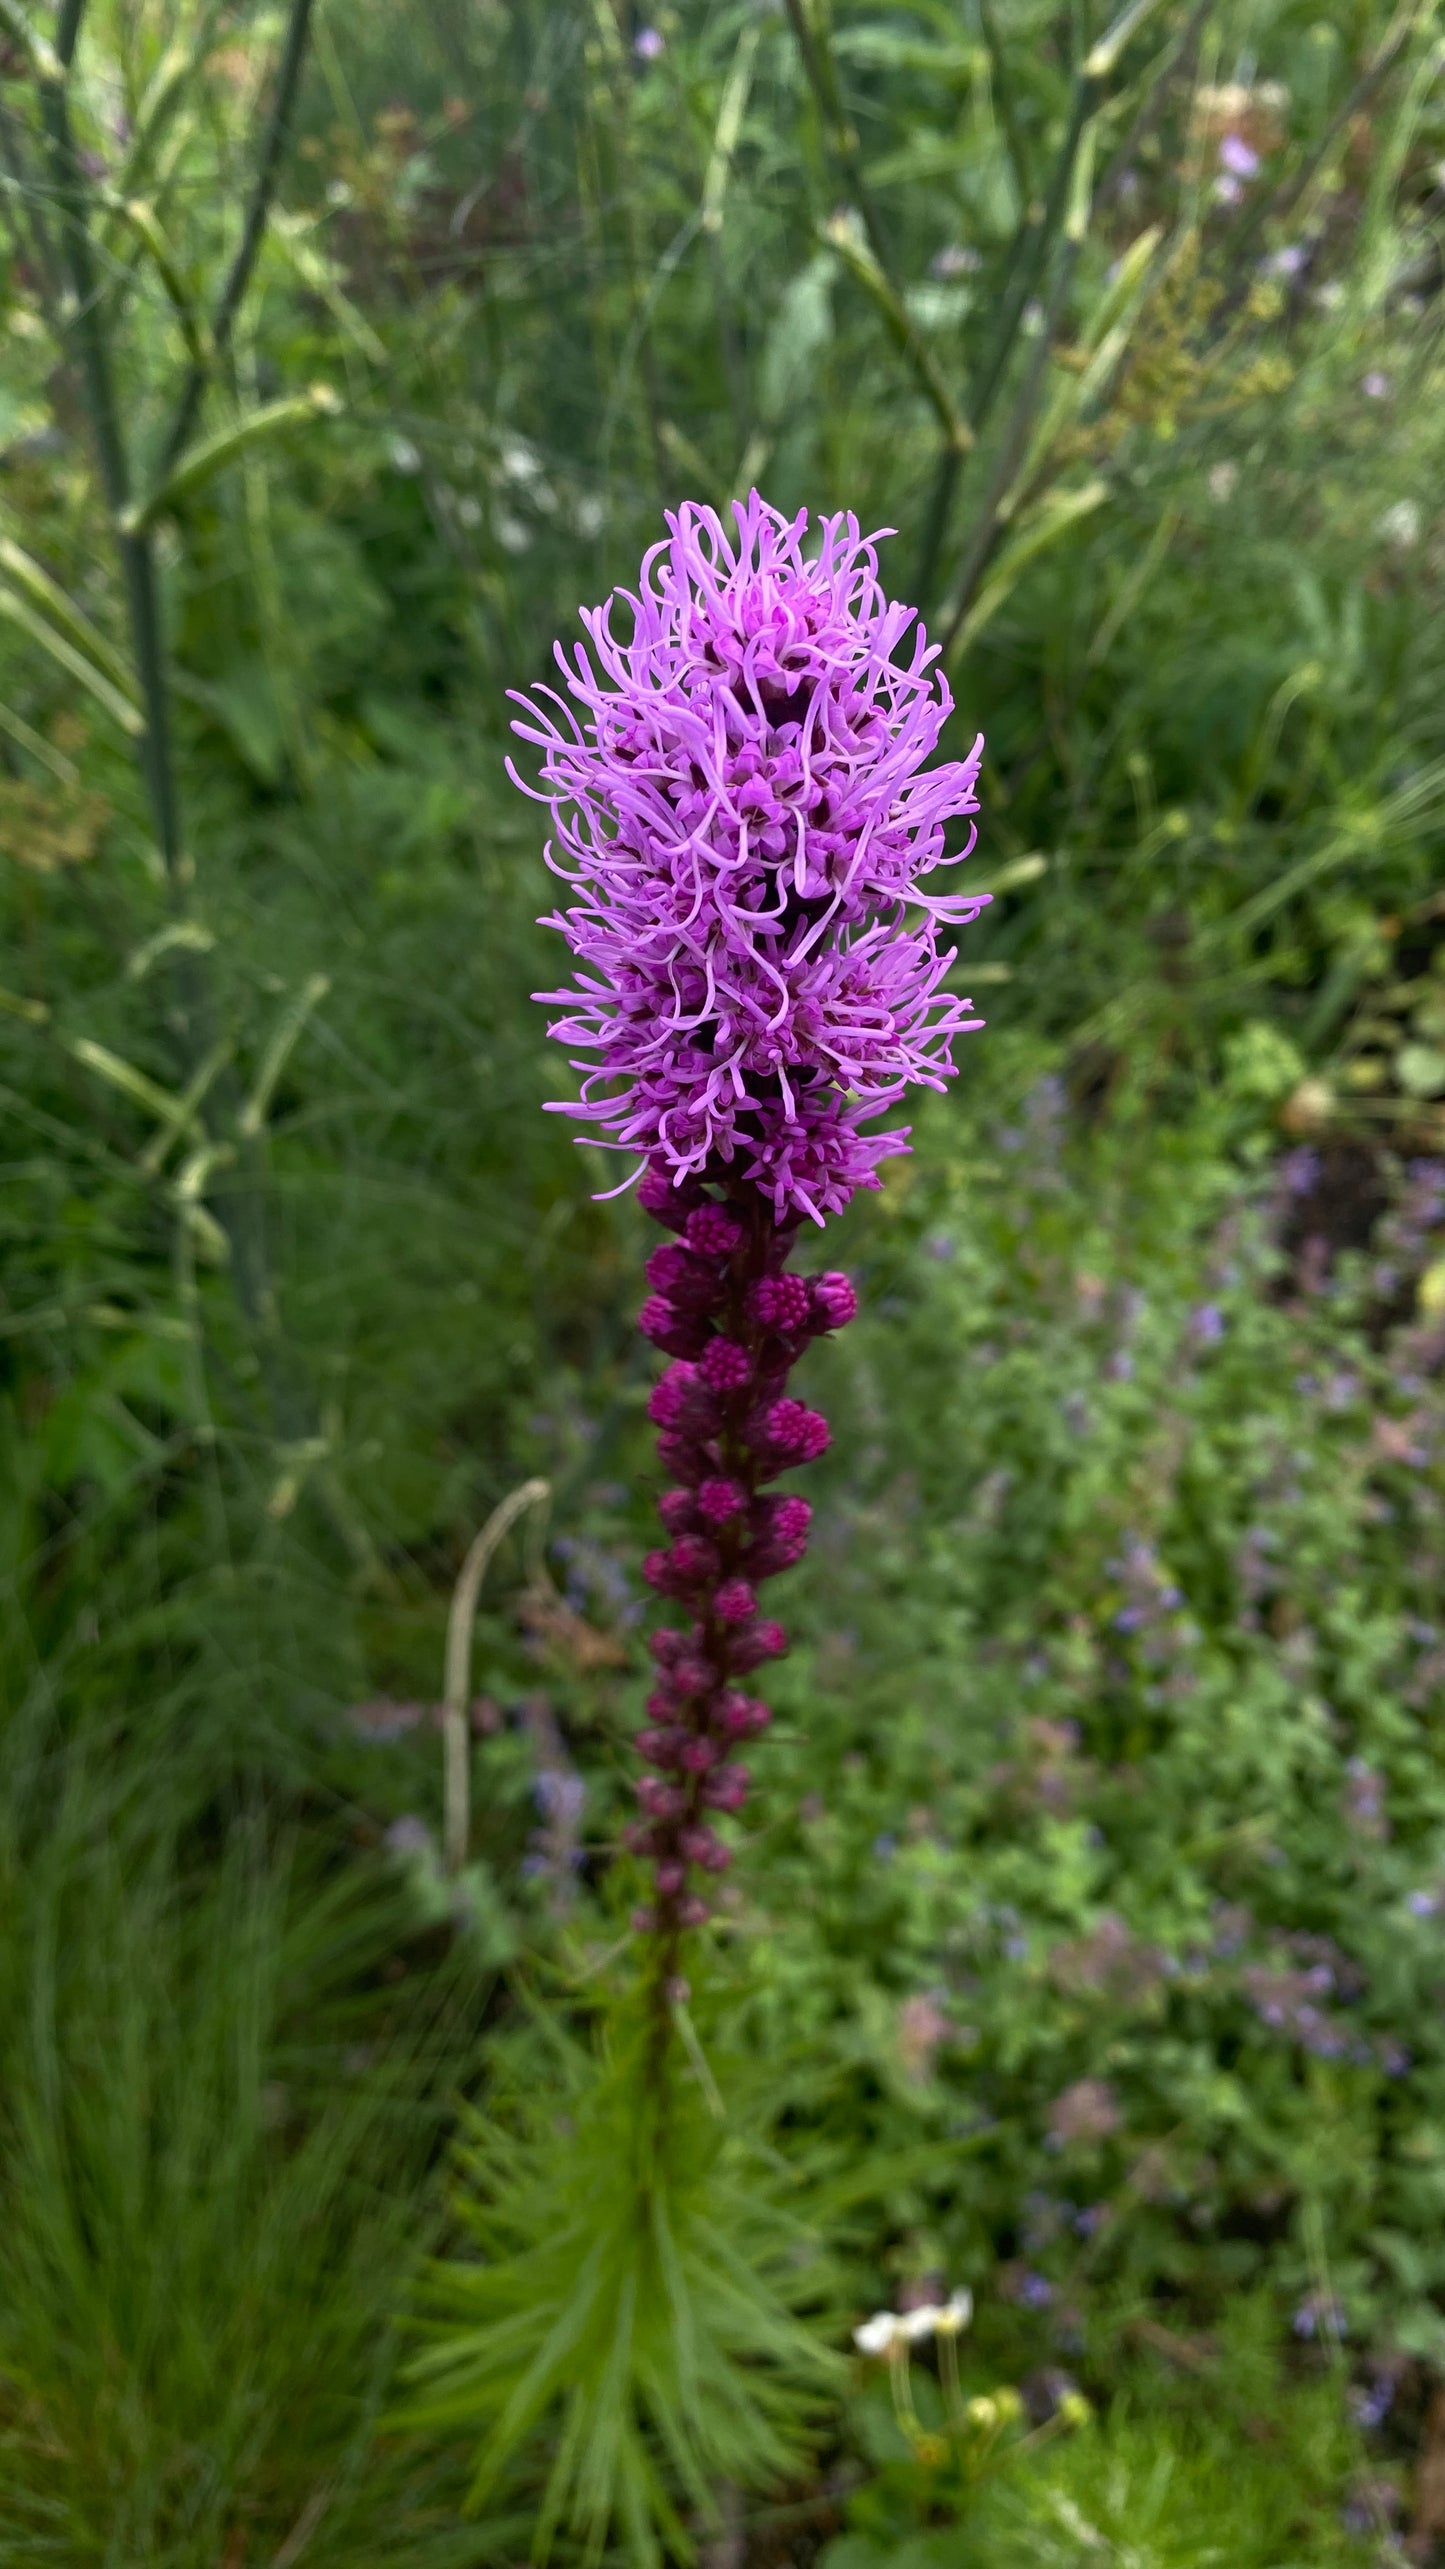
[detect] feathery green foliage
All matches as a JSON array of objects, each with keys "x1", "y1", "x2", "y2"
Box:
[{"x1": 407, "y1": 1979, "x2": 842, "y2": 2565}]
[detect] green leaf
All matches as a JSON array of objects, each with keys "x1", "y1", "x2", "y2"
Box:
[
  {"x1": 948, "y1": 480, "x2": 1108, "y2": 658},
  {"x1": 0, "y1": 587, "x2": 145, "y2": 737},
  {"x1": 121, "y1": 385, "x2": 343, "y2": 533}
]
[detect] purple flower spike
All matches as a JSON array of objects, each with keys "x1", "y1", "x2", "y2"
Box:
[
  {"x1": 514, "y1": 497, "x2": 988, "y2": 1944},
  {"x1": 512, "y1": 490, "x2": 987, "y2": 1225}
]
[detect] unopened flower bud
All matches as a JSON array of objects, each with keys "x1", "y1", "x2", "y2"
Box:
[
  {"x1": 700, "y1": 1336, "x2": 751, "y2": 1393},
  {"x1": 684, "y1": 1204, "x2": 743, "y2": 1259},
  {"x1": 680, "y1": 1736, "x2": 720, "y2": 1772},
  {"x1": 658, "y1": 1488, "x2": 697, "y2": 1535},
  {"x1": 636, "y1": 1776, "x2": 686, "y2": 1819},
  {"x1": 656, "y1": 1859, "x2": 686, "y2": 1896},
  {"x1": 697, "y1": 1475, "x2": 747, "y2": 1524},
  {"x1": 759, "y1": 1398, "x2": 830, "y2": 1463},
  {"x1": 714, "y1": 1577, "x2": 757, "y2": 1624},
  {"x1": 647, "y1": 1361, "x2": 700, "y2": 1429},
  {"x1": 646, "y1": 1243, "x2": 726, "y2": 1312},
  {"x1": 639, "y1": 1296, "x2": 710, "y2": 1358},
  {"x1": 703, "y1": 1764, "x2": 749, "y2": 1810},
  {"x1": 678, "y1": 1894, "x2": 710, "y2": 1926},
  {"x1": 638, "y1": 1166, "x2": 703, "y2": 1230},
  {"x1": 728, "y1": 1617, "x2": 787, "y2": 1671},
  {"x1": 811, "y1": 1271, "x2": 858, "y2": 1330},
  {"x1": 715, "y1": 1691, "x2": 768, "y2": 1739},
  {"x1": 750, "y1": 1272, "x2": 812, "y2": 1332},
  {"x1": 636, "y1": 1726, "x2": 687, "y2": 1768}
]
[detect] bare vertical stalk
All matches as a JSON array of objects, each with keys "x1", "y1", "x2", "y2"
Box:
[{"x1": 442, "y1": 1479, "x2": 550, "y2": 1874}]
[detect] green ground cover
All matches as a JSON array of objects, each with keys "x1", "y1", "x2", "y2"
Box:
[{"x1": 1, "y1": 0, "x2": 1444, "y2": 2557}]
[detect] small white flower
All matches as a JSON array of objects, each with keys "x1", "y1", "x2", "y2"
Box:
[
  {"x1": 900, "y1": 2302, "x2": 944, "y2": 2341},
  {"x1": 575, "y1": 493, "x2": 606, "y2": 539},
  {"x1": 937, "y1": 2287, "x2": 974, "y2": 2335},
  {"x1": 498, "y1": 436, "x2": 542, "y2": 484},
  {"x1": 853, "y1": 2310, "x2": 903, "y2": 2356},
  {"x1": 456, "y1": 494, "x2": 483, "y2": 529},
  {"x1": 495, "y1": 510, "x2": 532, "y2": 556},
  {"x1": 1208, "y1": 461, "x2": 1239, "y2": 503},
  {"x1": 389, "y1": 435, "x2": 421, "y2": 475},
  {"x1": 1378, "y1": 499, "x2": 1420, "y2": 549}
]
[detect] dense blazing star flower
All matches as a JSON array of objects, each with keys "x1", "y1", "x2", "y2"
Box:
[
  {"x1": 511, "y1": 495, "x2": 987, "y2": 1942},
  {"x1": 512, "y1": 489, "x2": 987, "y2": 1225}
]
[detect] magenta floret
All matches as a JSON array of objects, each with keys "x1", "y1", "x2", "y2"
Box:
[
  {"x1": 513, "y1": 491, "x2": 987, "y2": 1225},
  {"x1": 699, "y1": 1337, "x2": 752, "y2": 1393},
  {"x1": 750, "y1": 1272, "x2": 813, "y2": 1332},
  {"x1": 811, "y1": 1270, "x2": 859, "y2": 1330}
]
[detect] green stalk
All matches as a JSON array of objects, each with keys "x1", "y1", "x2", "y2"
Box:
[
  {"x1": 970, "y1": 0, "x2": 1168, "y2": 439},
  {"x1": 54, "y1": 0, "x2": 85, "y2": 68},
  {"x1": 31, "y1": 42, "x2": 184, "y2": 886},
  {"x1": 783, "y1": 0, "x2": 972, "y2": 460},
  {"x1": 938, "y1": 223, "x2": 1085, "y2": 659},
  {"x1": 26, "y1": 7, "x2": 319, "y2": 1462},
  {"x1": 980, "y1": 0, "x2": 1032, "y2": 213},
  {"x1": 159, "y1": 0, "x2": 317, "y2": 473}
]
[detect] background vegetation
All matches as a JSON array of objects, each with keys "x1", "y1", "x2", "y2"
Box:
[{"x1": 1, "y1": 0, "x2": 1444, "y2": 2557}]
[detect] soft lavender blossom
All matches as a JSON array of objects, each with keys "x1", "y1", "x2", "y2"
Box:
[
  {"x1": 1218, "y1": 132, "x2": 1261, "y2": 179},
  {"x1": 512, "y1": 490, "x2": 987, "y2": 1225}
]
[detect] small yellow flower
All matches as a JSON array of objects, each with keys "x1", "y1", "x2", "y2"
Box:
[
  {"x1": 1059, "y1": 2389, "x2": 1093, "y2": 2428},
  {"x1": 935, "y1": 2287, "x2": 973, "y2": 2336},
  {"x1": 995, "y1": 2386, "x2": 1025, "y2": 2424},
  {"x1": 965, "y1": 2395, "x2": 999, "y2": 2429}
]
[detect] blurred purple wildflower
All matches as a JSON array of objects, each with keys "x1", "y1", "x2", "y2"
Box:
[
  {"x1": 512, "y1": 491, "x2": 987, "y2": 1223},
  {"x1": 1219, "y1": 132, "x2": 1261, "y2": 178},
  {"x1": 1047, "y1": 2079, "x2": 1121, "y2": 2148},
  {"x1": 633, "y1": 25, "x2": 666, "y2": 58}
]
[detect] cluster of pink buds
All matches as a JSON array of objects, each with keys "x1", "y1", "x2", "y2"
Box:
[{"x1": 625, "y1": 1165, "x2": 857, "y2": 1934}]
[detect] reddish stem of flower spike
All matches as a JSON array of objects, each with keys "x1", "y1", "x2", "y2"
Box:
[{"x1": 631, "y1": 1166, "x2": 856, "y2": 1949}]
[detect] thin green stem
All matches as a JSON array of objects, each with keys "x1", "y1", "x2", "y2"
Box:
[
  {"x1": 159, "y1": 0, "x2": 316, "y2": 473},
  {"x1": 784, "y1": 0, "x2": 971, "y2": 461},
  {"x1": 971, "y1": 77, "x2": 1093, "y2": 439},
  {"x1": 1096, "y1": 0, "x2": 1210, "y2": 212},
  {"x1": 939, "y1": 235, "x2": 1083, "y2": 659},
  {"x1": 0, "y1": 97, "x2": 65, "y2": 327},
  {"x1": 980, "y1": 0, "x2": 1032, "y2": 213},
  {"x1": 32, "y1": 47, "x2": 184, "y2": 885},
  {"x1": 54, "y1": 0, "x2": 86, "y2": 69}
]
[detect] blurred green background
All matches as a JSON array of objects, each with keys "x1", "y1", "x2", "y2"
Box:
[{"x1": 1, "y1": 0, "x2": 1444, "y2": 2557}]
